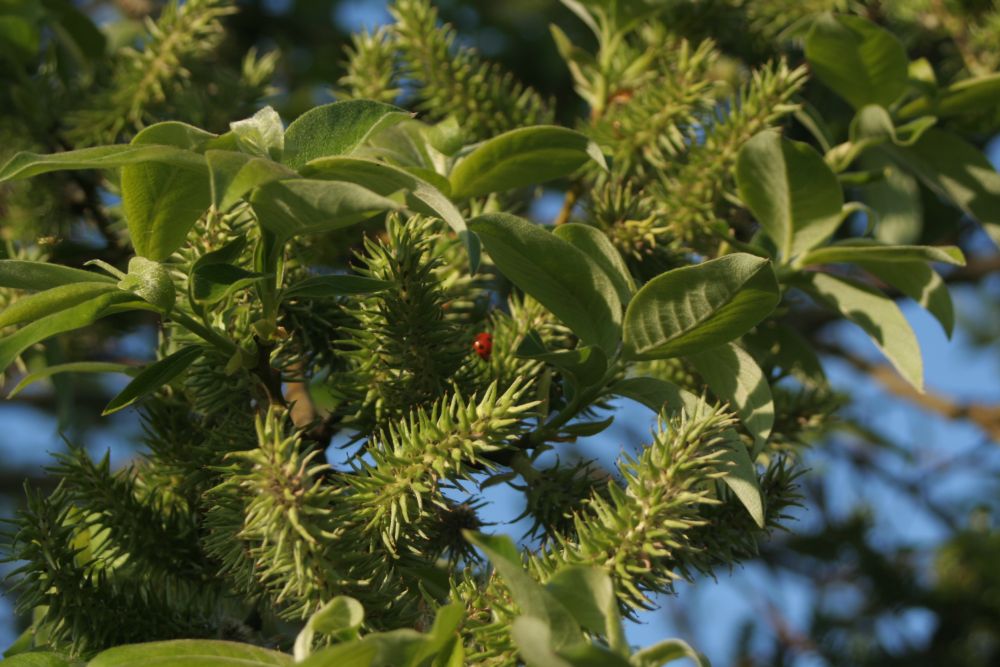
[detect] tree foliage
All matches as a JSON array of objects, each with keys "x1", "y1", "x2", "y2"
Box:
[{"x1": 1, "y1": 0, "x2": 999, "y2": 665}]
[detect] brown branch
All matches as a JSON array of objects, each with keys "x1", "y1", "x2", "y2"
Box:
[
  {"x1": 827, "y1": 343, "x2": 1000, "y2": 442},
  {"x1": 944, "y1": 254, "x2": 1000, "y2": 284},
  {"x1": 553, "y1": 183, "x2": 581, "y2": 226}
]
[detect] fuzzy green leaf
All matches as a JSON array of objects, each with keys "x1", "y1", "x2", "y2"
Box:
[
  {"x1": 803, "y1": 272, "x2": 923, "y2": 391},
  {"x1": 312, "y1": 597, "x2": 364, "y2": 637},
  {"x1": 0, "y1": 291, "x2": 133, "y2": 373},
  {"x1": 465, "y1": 532, "x2": 582, "y2": 651},
  {"x1": 545, "y1": 567, "x2": 628, "y2": 655},
  {"x1": 117, "y1": 257, "x2": 176, "y2": 311},
  {"x1": 800, "y1": 240, "x2": 965, "y2": 267},
  {"x1": 294, "y1": 597, "x2": 365, "y2": 661},
  {"x1": 1, "y1": 653, "x2": 71, "y2": 667},
  {"x1": 7, "y1": 362, "x2": 132, "y2": 398},
  {"x1": 297, "y1": 642, "x2": 378, "y2": 667},
  {"x1": 804, "y1": 13, "x2": 908, "y2": 110},
  {"x1": 630, "y1": 638, "x2": 710, "y2": 667},
  {"x1": 736, "y1": 130, "x2": 843, "y2": 259},
  {"x1": 449, "y1": 126, "x2": 606, "y2": 199},
  {"x1": 128, "y1": 121, "x2": 220, "y2": 151},
  {"x1": 86, "y1": 640, "x2": 292, "y2": 667},
  {"x1": 554, "y1": 223, "x2": 635, "y2": 305},
  {"x1": 250, "y1": 179, "x2": 402, "y2": 238},
  {"x1": 283, "y1": 275, "x2": 393, "y2": 300},
  {"x1": 230, "y1": 106, "x2": 285, "y2": 160},
  {"x1": 121, "y1": 126, "x2": 212, "y2": 261},
  {"x1": 0, "y1": 144, "x2": 205, "y2": 181},
  {"x1": 301, "y1": 156, "x2": 478, "y2": 269},
  {"x1": 858, "y1": 260, "x2": 955, "y2": 337},
  {"x1": 689, "y1": 343, "x2": 774, "y2": 453},
  {"x1": 622, "y1": 254, "x2": 780, "y2": 360},
  {"x1": 0, "y1": 260, "x2": 115, "y2": 290},
  {"x1": 283, "y1": 100, "x2": 411, "y2": 169},
  {"x1": 0, "y1": 282, "x2": 119, "y2": 328},
  {"x1": 102, "y1": 346, "x2": 203, "y2": 415},
  {"x1": 206, "y1": 150, "x2": 296, "y2": 211},
  {"x1": 470, "y1": 213, "x2": 622, "y2": 353}
]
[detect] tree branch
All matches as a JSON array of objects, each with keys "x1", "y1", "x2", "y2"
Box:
[{"x1": 826, "y1": 342, "x2": 1000, "y2": 442}]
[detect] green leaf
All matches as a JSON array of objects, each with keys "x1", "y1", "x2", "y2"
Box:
[
  {"x1": 858, "y1": 260, "x2": 955, "y2": 337},
  {"x1": 121, "y1": 127, "x2": 212, "y2": 261},
  {"x1": 283, "y1": 275, "x2": 393, "y2": 300},
  {"x1": 465, "y1": 532, "x2": 582, "y2": 651},
  {"x1": 608, "y1": 377, "x2": 702, "y2": 416},
  {"x1": 848, "y1": 105, "x2": 936, "y2": 150},
  {"x1": 449, "y1": 126, "x2": 606, "y2": 199},
  {"x1": 249, "y1": 179, "x2": 402, "y2": 238},
  {"x1": 882, "y1": 128, "x2": 1000, "y2": 239},
  {"x1": 516, "y1": 334, "x2": 608, "y2": 391},
  {"x1": 230, "y1": 106, "x2": 285, "y2": 160},
  {"x1": 557, "y1": 643, "x2": 633, "y2": 667},
  {"x1": 294, "y1": 597, "x2": 365, "y2": 661},
  {"x1": 102, "y1": 346, "x2": 203, "y2": 415},
  {"x1": 688, "y1": 343, "x2": 774, "y2": 453},
  {"x1": 898, "y1": 72, "x2": 1000, "y2": 120},
  {"x1": 736, "y1": 130, "x2": 843, "y2": 259},
  {"x1": 510, "y1": 617, "x2": 575, "y2": 667},
  {"x1": 859, "y1": 152, "x2": 923, "y2": 245},
  {"x1": 744, "y1": 322, "x2": 827, "y2": 386},
  {"x1": 117, "y1": 257, "x2": 176, "y2": 311},
  {"x1": 129, "y1": 121, "x2": 220, "y2": 151},
  {"x1": 803, "y1": 272, "x2": 923, "y2": 391},
  {"x1": 301, "y1": 156, "x2": 478, "y2": 269},
  {"x1": 190, "y1": 237, "x2": 268, "y2": 305},
  {"x1": 470, "y1": 213, "x2": 622, "y2": 353},
  {"x1": 717, "y1": 429, "x2": 765, "y2": 528},
  {"x1": 630, "y1": 638, "x2": 711, "y2": 667},
  {"x1": 191, "y1": 264, "x2": 269, "y2": 305},
  {"x1": 206, "y1": 150, "x2": 296, "y2": 211},
  {"x1": 0, "y1": 144, "x2": 205, "y2": 182},
  {"x1": 545, "y1": 567, "x2": 628, "y2": 655},
  {"x1": 559, "y1": 417, "x2": 614, "y2": 437},
  {"x1": 0, "y1": 0, "x2": 43, "y2": 65},
  {"x1": 804, "y1": 13, "x2": 908, "y2": 110},
  {"x1": 1, "y1": 653, "x2": 71, "y2": 667},
  {"x1": 311, "y1": 597, "x2": 364, "y2": 637},
  {"x1": 799, "y1": 240, "x2": 965, "y2": 267},
  {"x1": 622, "y1": 254, "x2": 780, "y2": 360},
  {"x1": 512, "y1": 618, "x2": 631, "y2": 667},
  {"x1": 7, "y1": 361, "x2": 132, "y2": 398},
  {"x1": 411, "y1": 604, "x2": 465, "y2": 666},
  {"x1": 283, "y1": 100, "x2": 411, "y2": 169},
  {"x1": 554, "y1": 223, "x2": 635, "y2": 305},
  {"x1": 297, "y1": 641, "x2": 378, "y2": 667},
  {"x1": 0, "y1": 291, "x2": 132, "y2": 373},
  {"x1": 0, "y1": 282, "x2": 118, "y2": 328},
  {"x1": 0, "y1": 260, "x2": 115, "y2": 290},
  {"x1": 86, "y1": 640, "x2": 292, "y2": 667}
]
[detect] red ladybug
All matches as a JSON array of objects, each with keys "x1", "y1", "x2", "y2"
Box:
[{"x1": 472, "y1": 332, "x2": 493, "y2": 360}]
